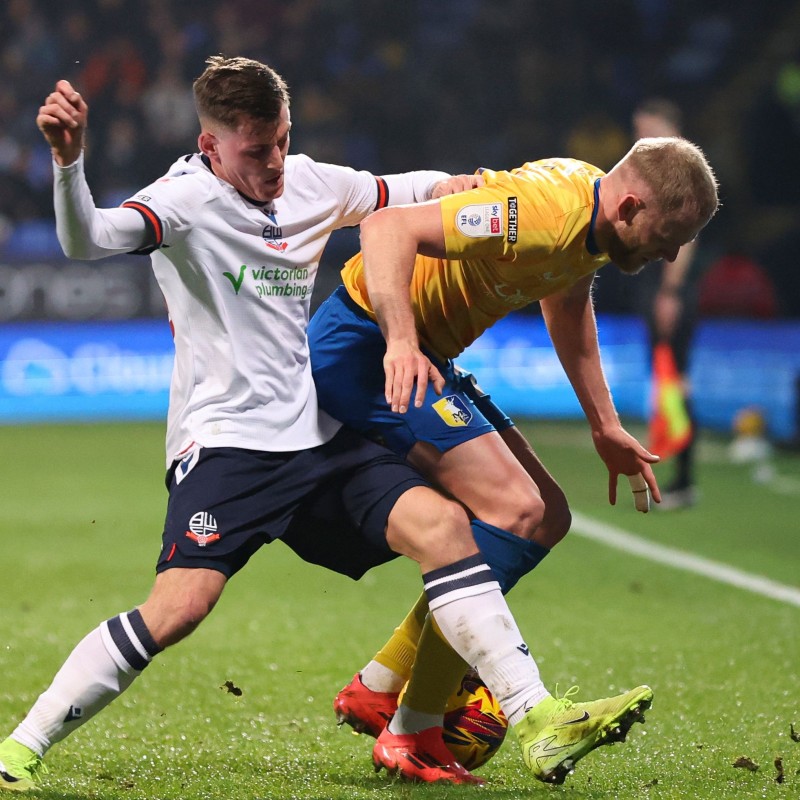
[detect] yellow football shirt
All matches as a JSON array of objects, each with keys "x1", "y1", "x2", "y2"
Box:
[{"x1": 341, "y1": 158, "x2": 610, "y2": 360}]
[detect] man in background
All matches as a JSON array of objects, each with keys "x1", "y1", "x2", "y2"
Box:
[{"x1": 632, "y1": 98, "x2": 702, "y2": 509}]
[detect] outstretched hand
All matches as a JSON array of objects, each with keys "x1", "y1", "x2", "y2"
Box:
[
  {"x1": 36, "y1": 80, "x2": 88, "y2": 167},
  {"x1": 383, "y1": 340, "x2": 445, "y2": 414},
  {"x1": 430, "y1": 173, "x2": 484, "y2": 199},
  {"x1": 591, "y1": 425, "x2": 662, "y2": 508}
]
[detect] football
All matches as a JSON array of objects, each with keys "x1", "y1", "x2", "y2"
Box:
[{"x1": 441, "y1": 671, "x2": 508, "y2": 770}]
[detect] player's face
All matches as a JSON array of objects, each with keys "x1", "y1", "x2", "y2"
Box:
[
  {"x1": 201, "y1": 104, "x2": 292, "y2": 203},
  {"x1": 608, "y1": 207, "x2": 702, "y2": 275}
]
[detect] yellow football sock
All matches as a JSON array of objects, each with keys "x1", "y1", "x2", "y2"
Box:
[
  {"x1": 401, "y1": 614, "x2": 469, "y2": 715},
  {"x1": 373, "y1": 592, "x2": 428, "y2": 679}
]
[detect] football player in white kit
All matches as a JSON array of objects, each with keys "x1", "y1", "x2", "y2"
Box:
[{"x1": 0, "y1": 56, "x2": 595, "y2": 790}]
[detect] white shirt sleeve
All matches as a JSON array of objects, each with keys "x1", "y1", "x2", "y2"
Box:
[
  {"x1": 53, "y1": 153, "x2": 150, "y2": 260},
  {"x1": 381, "y1": 170, "x2": 451, "y2": 205},
  {"x1": 301, "y1": 156, "x2": 450, "y2": 228}
]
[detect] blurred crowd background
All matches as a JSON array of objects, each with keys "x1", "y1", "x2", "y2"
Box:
[{"x1": 2, "y1": 0, "x2": 800, "y2": 317}]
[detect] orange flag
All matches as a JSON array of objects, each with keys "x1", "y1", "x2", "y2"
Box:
[{"x1": 649, "y1": 342, "x2": 692, "y2": 459}]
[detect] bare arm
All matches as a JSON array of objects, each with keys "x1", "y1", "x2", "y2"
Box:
[
  {"x1": 359, "y1": 202, "x2": 447, "y2": 413},
  {"x1": 540, "y1": 275, "x2": 662, "y2": 505}
]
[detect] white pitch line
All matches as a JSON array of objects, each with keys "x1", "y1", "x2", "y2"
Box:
[{"x1": 570, "y1": 512, "x2": 800, "y2": 608}]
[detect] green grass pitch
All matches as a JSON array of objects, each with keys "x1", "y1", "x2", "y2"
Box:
[{"x1": 1, "y1": 419, "x2": 798, "y2": 799}]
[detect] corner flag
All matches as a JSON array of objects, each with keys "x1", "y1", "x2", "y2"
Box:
[{"x1": 649, "y1": 342, "x2": 692, "y2": 459}]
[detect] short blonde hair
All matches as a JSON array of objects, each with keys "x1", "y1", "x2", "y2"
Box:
[{"x1": 623, "y1": 137, "x2": 719, "y2": 223}]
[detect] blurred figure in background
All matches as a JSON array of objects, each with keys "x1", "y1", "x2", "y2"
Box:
[{"x1": 632, "y1": 98, "x2": 701, "y2": 510}]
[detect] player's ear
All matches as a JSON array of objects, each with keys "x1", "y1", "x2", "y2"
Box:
[
  {"x1": 618, "y1": 193, "x2": 642, "y2": 224},
  {"x1": 198, "y1": 131, "x2": 218, "y2": 160}
]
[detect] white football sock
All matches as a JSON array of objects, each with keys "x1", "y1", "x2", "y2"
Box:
[
  {"x1": 12, "y1": 609, "x2": 161, "y2": 756},
  {"x1": 423, "y1": 555, "x2": 550, "y2": 727},
  {"x1": 388, "y1": 704, "x2": 441, "y2": 736},
  {"x1": 360, "y1": 661, "x2": 406, "y2": 693}
]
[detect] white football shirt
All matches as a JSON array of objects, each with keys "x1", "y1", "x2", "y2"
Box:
[{"x1": 52, "y1": 152, "x2": 448, "y2": 465}]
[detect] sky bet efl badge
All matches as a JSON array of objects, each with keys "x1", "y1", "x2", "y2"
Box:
[
  {"x1": 433, "y1": 395, "x2": 473, "y2": 427},
  {"x1": 456, "y1": 203, "x2": 503, "y2": 237}
]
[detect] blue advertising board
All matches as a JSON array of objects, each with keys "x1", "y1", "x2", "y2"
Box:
[
  {"x1": 0, "y1": 319, "x2": 173, "y2": 422},
  {"x1": 455, "y1": 315, "x2": 800, "y2": 442},
  {"x1": 0, "y1": 315, "x2": 798, "y2": 441}
]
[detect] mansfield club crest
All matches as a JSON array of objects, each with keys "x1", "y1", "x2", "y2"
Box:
[{"x1": 432, "y1": 396, "x2": 473, "y2": 427}]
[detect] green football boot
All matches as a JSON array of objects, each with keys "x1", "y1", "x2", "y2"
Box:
[
  {"x1": 0, "y1": 739, "x2": 46, "y2": 792},
  {"x1": 514, "y1": 685, "x2": 653, "y2": 785}
]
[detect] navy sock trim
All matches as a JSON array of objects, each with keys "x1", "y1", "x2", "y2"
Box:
[
  {"x1": 422, "y1": 553, "x2": 497, "y2": 605},
  {"x1": 106, "y1": 616, "x2": 150, "y2": 672},
  {"x1": 422, "y1": 552, "x2": 487, "y2": 585},
  {"x1": 127, "y1": 608, "x2": 162, "y2": 657}
]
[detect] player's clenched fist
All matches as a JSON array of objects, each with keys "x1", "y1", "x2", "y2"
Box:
[{"x1": 37, "y1": 79, "x2": 88, "y2": 167}]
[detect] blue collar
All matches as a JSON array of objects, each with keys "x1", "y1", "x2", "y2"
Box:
[{"x1": 586, "y1": 177, "x2": 601, "y2": 255}]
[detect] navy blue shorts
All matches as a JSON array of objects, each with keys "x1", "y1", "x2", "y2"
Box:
[
  {"x1": 157, "y1": 426, "x2": 428, "y2": 580},
  {"x1": 309, "y1": 286, "x2": 513, "y2": 459}
]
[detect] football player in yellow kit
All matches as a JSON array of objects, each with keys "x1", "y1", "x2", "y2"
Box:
[{"x1": 308, "y1": 136, "x2": 718, "y2": 784}]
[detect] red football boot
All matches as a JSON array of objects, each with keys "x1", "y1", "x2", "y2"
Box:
[
  {"x1": 333, "y1": 673, "x2": 398, "y2": 737},
  {"x1": 372, "y1": 726, "x2": 486, "y2": 785}
]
